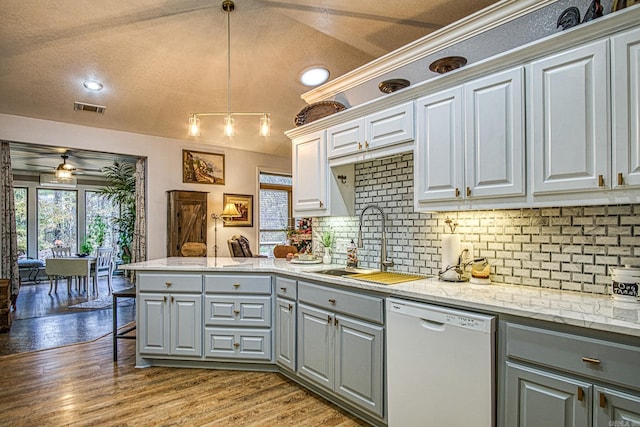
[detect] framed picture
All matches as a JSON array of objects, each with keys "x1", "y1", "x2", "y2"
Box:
[
  {"x1": 182, "y1": 149, "x2": 225, "y2": 185},
  {"x1": 223, "y1": 193, "x2": 253, "y2": 227}
]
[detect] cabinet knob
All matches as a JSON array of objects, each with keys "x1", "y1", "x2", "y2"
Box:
[
  {"x1": 582, "y1": 356, "x2": 600, "y2": 365},
  {"x1": 618, "y1": 172, "x2": 624, "y2": 186},
  {"x1": 598, "y1": 174, "x2": 605, "y2": 187},
  {"x1": 599, "y1": 392, "x2": 607, "y2": 408},
  {"x1": 165, "y1": 282, "x2": 172, "y2": 287},
  {"x1": 233, "y1": 283, "x2": 240, "y2": 288},
  {"x1": 328, "y1": 298, "x2": 336, "y2": 304}
]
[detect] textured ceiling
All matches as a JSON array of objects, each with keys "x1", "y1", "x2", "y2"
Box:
[{"x1": 1, "y1": 0, "x2": 497, "y2": 164}]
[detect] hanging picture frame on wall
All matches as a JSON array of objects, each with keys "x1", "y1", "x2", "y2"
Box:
[
  {"x1": 182, "y1": 149, "x2": 225, "y2": 185},
  {"x1": 223, "y1": 193, "x2": 253, "y2": 227}
]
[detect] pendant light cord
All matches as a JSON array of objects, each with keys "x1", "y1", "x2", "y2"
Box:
[{"x1": 226, "y1": 4, "x2": 231, "y2": 116}]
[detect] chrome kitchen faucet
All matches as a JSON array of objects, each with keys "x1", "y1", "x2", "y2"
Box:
[{"x1": 357, "y1": 204, "x2": 394, "y2": 272}]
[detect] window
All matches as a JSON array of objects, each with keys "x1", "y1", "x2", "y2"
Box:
[
  {"x1": 86, "y1": 190, "x2": 119, "y2": 251},
  {"x1": 14, "y1": 187, "x2": 27, "y2": 256},
  {"x1": 37, "y1": 189, "x2": 77, "y2": 259},
  {"x1": 259, "y1": 172, "x2": 292, "y2": 257}
]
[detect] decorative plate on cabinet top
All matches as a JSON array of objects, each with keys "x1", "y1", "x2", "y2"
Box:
[
  {"x1": 294, "y1": 101, "x2": 346, "y2": 127},
  {"x1": 429, "y1": 56, "x2": 468, "y2": 74},
  {"x1": 378, "y1": 79, "x2": 410, "y2": 94}
]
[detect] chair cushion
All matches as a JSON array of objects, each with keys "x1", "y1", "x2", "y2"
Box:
[
  {"x1": 18, "y1": 259, "x2": 45, "y2": 268},
  {"x1": 229, "y1": 240, "x2": 245, "y2": 257},
  {"x1": 237, "y1": 236, "x2": 253, "y2": 257}
]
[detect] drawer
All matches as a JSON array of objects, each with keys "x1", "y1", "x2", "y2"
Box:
[
  {"x1": 204, "y1": 327, "x2": 272, "y2": 361},
  {"x1": 204, "y1": 295, "x2": 271, "y2": 327},
  {"x1": 138, "y1": 273, "x2": 202, "y2": 293},
  {"x1": 204, "y1": 274, "x2": 271, "y2": 294},
  {"x1": 275, "y1": 276, "x2": 297, "y2": 299},
  {"x1": 505, "y1": 322, "x2": 640, "y2": 390},
  {"x1": 298, "y1": 281, "x2": 383, "y2": 324}
]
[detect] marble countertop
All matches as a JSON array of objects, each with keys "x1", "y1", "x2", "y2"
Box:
[{"x1": 122, "y1": 257, "x2": 640, "y2": 338}]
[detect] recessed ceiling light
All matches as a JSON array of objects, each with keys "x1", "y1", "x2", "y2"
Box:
[
  {"x1": 300, "y1": 67, "x2": 329, "y2": 86},
  {"x1": 83, "y1": 80, "x2": 103, "y2": 91}
]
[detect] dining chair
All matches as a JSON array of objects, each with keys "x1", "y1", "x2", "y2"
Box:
[
  {"x1": 227, "y1": 235, "x2": 267, "y2": 258},
  {"x1": 51, "y1": 246, "x2": 72, "y2": 257},
  {"x1": 49, "y1": 246, "x2": 75, "y2": 292},
  {"x1": 91, "y1": 248, "x2": 114, "y2": 295}
]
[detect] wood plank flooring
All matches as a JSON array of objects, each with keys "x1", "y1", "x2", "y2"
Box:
[{"x1": 0, "y1": 334, "x2": 368, "y2": 426}]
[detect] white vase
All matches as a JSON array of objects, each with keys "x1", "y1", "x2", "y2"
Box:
[{"x1": 322, "y1": 253, "x2": 332, "y2": 264}]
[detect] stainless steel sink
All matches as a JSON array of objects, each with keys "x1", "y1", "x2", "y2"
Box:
[{"x1": 316, "y1": 269, "x2": 361, "y2": 277}]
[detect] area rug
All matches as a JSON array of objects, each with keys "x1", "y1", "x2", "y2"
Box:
[{"x1": 68, "y1": 296, "x2": 135, "y2": 310}]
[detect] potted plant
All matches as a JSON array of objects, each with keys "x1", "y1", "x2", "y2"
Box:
[
  {"x1": 79, "y1": 238, "x2": 93, "y2": 256},
  {"x1": 315, "y1": 230, "x2": 335, "y2": 264}
]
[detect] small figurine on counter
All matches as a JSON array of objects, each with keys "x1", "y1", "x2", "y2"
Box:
[{"x1": 346, "y1": 239, "x2": 358, "y2": 268}]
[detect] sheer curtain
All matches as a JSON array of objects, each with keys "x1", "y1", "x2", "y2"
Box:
[
  {"x1": 0, "y1": 141, "x2": 19, "y2": 309},
  {"x1": 131, "y1": 158, "x2": 147, "y2": 274}
]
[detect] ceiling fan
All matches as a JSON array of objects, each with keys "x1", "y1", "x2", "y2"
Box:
[{"x1": 26, "y1": 152, "x2": 102, "y2": 177}]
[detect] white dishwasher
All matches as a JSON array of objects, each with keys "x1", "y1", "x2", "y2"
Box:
[{"x1": 386, "y1": 297, "x2": 496, "y2": 427}]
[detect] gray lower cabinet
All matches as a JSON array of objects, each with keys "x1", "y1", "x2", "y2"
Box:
[
  {"x1": 275, "y1": 276, "x2": 297, "y2": 371},
  {"x1": 297, "y1": 281, "x2": 384, "y2": 418},
  {"x1": 502, "y1": 321, "x2": 640, "y2": 427},
  {"x1": 138, "y1": 273, "x2": 203, "y2": 358},
  {"x1": 203, "y1": 274, "x2": 272, "y2": 361}
]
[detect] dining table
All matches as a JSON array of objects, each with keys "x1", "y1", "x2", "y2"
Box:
[{"x1": 45, "y1": 256, "x2": 96, "y2": 296}]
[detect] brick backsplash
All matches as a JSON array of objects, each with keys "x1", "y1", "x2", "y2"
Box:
[{"x1": 314, "y1": 153, "x2": 640, "y2": 295}]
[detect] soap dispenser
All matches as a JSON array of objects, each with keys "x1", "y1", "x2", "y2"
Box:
[{"x1": 346, "y1": 239, "x2": 358, "y2": 268}]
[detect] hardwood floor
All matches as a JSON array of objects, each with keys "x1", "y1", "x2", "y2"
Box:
[
  {"x1": 0, "y1": 335, "x2": 367, "y2": 426},
  {"x1": 0, "y1": 275, "x2": 135, "y2": 356}
]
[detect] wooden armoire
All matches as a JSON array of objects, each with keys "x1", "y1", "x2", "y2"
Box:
[{"x1": 167, "y1": 190, "x2": 208, "y2": 257}]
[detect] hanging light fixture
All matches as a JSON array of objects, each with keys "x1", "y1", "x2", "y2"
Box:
[
  {"x1": 55, "y1": 154, "x2": 75, "y2": 180},
  {"x1": 187, "y1": 0, "x2": 271, "y2": 138}
]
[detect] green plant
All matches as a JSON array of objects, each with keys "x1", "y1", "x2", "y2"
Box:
[
  {"x1": 88, "y1": 215, "x2": 107, "y2": 248},
  {"x1": 98, "y1": 161, "x2": 136, "y2": 263},
  {"x1": 80, "y1": 238, "x2": 93, "y2": 255},
  {"x1": 315, "y1": 230, "x2": 334, "y2": 250}
]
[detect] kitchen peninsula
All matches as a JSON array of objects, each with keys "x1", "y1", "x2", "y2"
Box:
[{"x1": 123, "y1": 257, "x2": 640, "y2": 427}]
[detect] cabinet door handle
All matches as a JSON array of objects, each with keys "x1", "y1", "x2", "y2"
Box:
[
  {"x1": 618, "y1": 172, "x2": 624, "y2": 186},
  {"x1": 466, "y1": 187, "x2": 471, "y2": 197},
  {"x1": 327, "y1": 315, "x2": 332, "y2": 324},
  {"x1": 577, "y1": 387, "x2": 584, "y2": 401},
  {"x1": 455, "y1": 188, "x2": 460, "y2": 198},
  {"x1": 319, "y1": 201, "x2": 324, "y2": 208},
  {"x1": 233, "y1": 283, "x2": 240, "y2": 288},
  {"x1": 233, "y1": 309, "x2": 240, "y2": 315},
  {"x1": 163, "y1": 295, "x2": 167, "y2": 303},
  {"x1": 598, "y1": 174, "x2": 605, "y2": 187},
  {"x1": 334, "y1": 317, "x2": 339, "y2": 326},
  {"x1": 358, "y1": 142, "x2": 362, "y2": 150},
  {"x1": 599, "y1": 392, "x2": 607, "y2": 408},
  {"x1": 364, "y1": 141, "x2": 369, "y2": 149},
  {"x1": 165, "y1": 282, "x2": 172, "y2": 287},
  {"x1": 233, "y1": 342, "x2": 240, "y2": 348},
  {"x1": 288, "y1": 304, "x2": 293, "y2": 311},
  {"x1": 171, "y1": 296, "x2": 174, "y2": 303},
  {"x1": 280, "y1": 287, "x2": 287, "y2": 292},
  {"x1": 328, "y1": 298, "x2": 336, "y2": 304},
  {"x1": 582, "y1": 357, "x2": 601, "y2": 365}
]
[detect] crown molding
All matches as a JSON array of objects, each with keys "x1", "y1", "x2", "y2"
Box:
[{"x1": 301, "y1": 0, "x2": 558, "y2": 104}]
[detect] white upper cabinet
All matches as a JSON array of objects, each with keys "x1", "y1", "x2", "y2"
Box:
[
  {"x1": 530, "y1": 39, "x2": 610, "y2": 194},
  {"x1": 327, "y1": 102, "x2": 414, "y2": 162},
  {"x1": 292, "y1": 131, "x2": 328, "y2": 214},
  {"x1": 415, "y1": 86, "x2": 464, "y2": 205},
  {"x1": 415, "y1": 67, "x2": 525, "y2": 210},
  {"x1": 612, "y1": 27, "x2": 640, "y2": 188},
  {"x1": 464, "y1": 67, "x2": 525, "y2": 199}
]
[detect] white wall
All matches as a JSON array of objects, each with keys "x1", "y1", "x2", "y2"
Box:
[{"x1": 0, "y1": 113, "x2": 291, "y2": 261}]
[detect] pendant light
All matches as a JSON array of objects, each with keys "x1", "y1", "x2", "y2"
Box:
[{"x1": 187, "y1": 0, "x2": 270, "y2": 138}]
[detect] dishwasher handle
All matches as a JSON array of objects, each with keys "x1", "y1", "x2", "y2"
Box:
[{"x1": 420, "y1": 318, "x2": 446, "y2": 331}]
